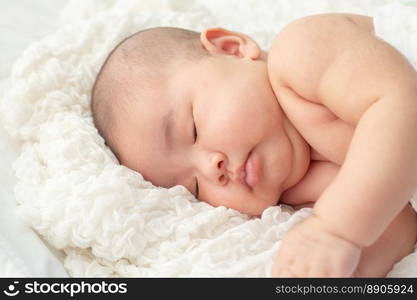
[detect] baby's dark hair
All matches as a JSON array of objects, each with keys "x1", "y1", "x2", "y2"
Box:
[{"x1": 91, "y1": 27, "x2": 208, "y2": 159}]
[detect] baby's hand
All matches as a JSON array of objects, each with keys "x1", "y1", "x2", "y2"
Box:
[{"x1": 272, "y1": 215, "x2": 361, "y2": 277}]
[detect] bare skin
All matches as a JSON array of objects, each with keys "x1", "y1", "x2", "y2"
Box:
[
  {"x1": 111, "y1": 14, "x2": 417, "y2": 277},
  {"x1": 278, "y1": 161, "x2": 417, "y2": 277},
  {"x1": 268, "y1": 14, "x2": 417, "y2": 277}
]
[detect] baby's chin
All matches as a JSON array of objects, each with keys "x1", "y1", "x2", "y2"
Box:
[{"x1": 248, "y1": 190, "x2": 283, "y2": 216}]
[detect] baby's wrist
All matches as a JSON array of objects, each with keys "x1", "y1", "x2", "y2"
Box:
[{"x1": 310, "y1": 214, "x2": 364, "y2": 249}]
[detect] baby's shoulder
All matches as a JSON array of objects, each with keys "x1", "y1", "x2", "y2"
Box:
[
  {"x1": 267, "y1": 13, "x2": 373, "y2": 98},
  {"x1": 269, "y1": 13, "x2": 373, "y2": 58}
]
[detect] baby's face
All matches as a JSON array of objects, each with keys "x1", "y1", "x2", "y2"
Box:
[{"x1": 114, "y1": 53, "x2": 308, "y2": 216}]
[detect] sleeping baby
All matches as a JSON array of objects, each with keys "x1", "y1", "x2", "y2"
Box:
[{"x1": 91, "y1": 13, "x2": 417, "y2": 277}]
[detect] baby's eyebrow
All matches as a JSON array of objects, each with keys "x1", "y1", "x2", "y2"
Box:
[{"x1": 162, "y1": 108, "x2": 174, "y2": 153}]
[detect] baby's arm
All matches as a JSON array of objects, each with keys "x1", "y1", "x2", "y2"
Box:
[{"x1": 268, "y1": 14, "x2": 417, "y2": 276}]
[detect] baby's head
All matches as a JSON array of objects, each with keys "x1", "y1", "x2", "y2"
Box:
[{"x1": 91, "y1": 27, "x2": 309, "y2": 216}]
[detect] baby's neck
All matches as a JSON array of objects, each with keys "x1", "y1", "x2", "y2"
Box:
[{"x1": 282, "y1": 116, "x2": 311, "y2": 190}]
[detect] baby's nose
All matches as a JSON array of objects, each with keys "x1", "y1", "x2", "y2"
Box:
[
  {"x1": 216, "y1": 160, "x2": 229, "y2": 185},
  {"x1": 208, "y1": 152, "x2": 229, "y2": 185}
]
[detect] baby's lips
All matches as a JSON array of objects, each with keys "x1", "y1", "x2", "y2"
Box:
[{"x1": 245, "y1": 150, "x2": 261, "y2": 188}]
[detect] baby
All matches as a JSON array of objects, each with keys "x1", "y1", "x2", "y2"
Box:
[{"x1": 91, "y1": 13, "x2": 417, "y2": 277}]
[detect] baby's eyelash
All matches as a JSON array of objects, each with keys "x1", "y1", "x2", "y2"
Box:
[
  {"x1": 195, "y1": 177, "x2": 199, "y2": 198},
  {"x1": 193, "y1": 121, "x2": 198, "y2": 142}
]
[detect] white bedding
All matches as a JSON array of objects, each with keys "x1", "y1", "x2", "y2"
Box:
[
  {"x1": 0, "y1": 125, "x2": 67, "y2": 277},
  {"x1": 0, "y1": 0, "x2": 68, "y2": 277},
  {"x1": 0, "y1": 0, "x2": 416, "y2": 277}
]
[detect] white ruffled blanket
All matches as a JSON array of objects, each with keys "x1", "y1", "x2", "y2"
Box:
[{"x1": 1, "y1": 0, "x2": 416, "y2": 277}]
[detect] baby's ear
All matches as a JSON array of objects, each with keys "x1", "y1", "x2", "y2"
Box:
[{"x1": 200, "y1": 28, "x2": 261, "y2": 59}]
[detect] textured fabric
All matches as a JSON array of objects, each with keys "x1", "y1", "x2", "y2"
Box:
[{"x1": 0, "y1": 123, "x2": 68, "y2": 277}]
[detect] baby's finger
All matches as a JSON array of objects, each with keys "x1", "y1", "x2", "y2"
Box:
[
  {"x1": 272, "y1": 265, "x2": 297, "y2": 278},
  {"x1": 307, "y1": 263, "x2": 329, "y2": 278},
  {"x1": 273, "y1": 266, "x2": 292, "y2": 278},
  {"x1": 271, "y1": 262, "x2": 284, "y2": 277},
  {"x1": 271, "y1": 250, "x2": 289, "y2": 276},
  {"x1": 279, "y1": 268, "x2": 297, "y2": 278}
]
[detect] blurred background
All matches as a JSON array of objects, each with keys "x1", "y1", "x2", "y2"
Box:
[{"x1": 0, "y1": 1, "x2": 64, "y2": 80}]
